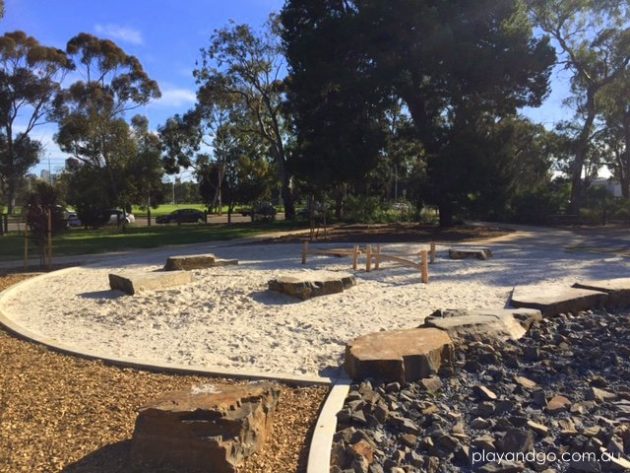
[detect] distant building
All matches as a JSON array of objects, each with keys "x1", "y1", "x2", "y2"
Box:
[{"x1": 590, "y1": 177, "x2": 622, "y2": 197}]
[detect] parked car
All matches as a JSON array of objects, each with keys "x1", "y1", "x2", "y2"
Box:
[
  {"x1": 243, "y1": 201, "x2": 277, "y2": 223},
  {"x1": 156, "y1": 208, "x2": 206, "y2": 224},
  {"x1": 66, "y1": 212, "x2": 82, "y2": 228},
  {"x1": 106, "y1": 209, "x2": 135, "y2": 225}
]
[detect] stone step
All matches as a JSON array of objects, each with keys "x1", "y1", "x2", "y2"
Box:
[
  {"x1": 130, "y1": 382, "x2": 280, "y2": 473},
  {"x1": 344, "y1": 328, "x2": 454, "y2": 383},
  {"x1": 268, "y1": 271, "x2": 356, "y2": 300},
  {"x1": 108, "y1": 271, "x2": 192, "y2": 295},
  {"x1": 510, "y1": 285, "x2": 608, "y2": 317},
  {"x1": 573, "y1": 278, "x2": 630, "y2": 309},
  {"x1": 423, "y1": 308, "x2": 542, "y2": 341},
  {"x1": 164, "y1": 254, "x2": 238, "y2": 271},
  {"x1": 448, "y1": 247, "x2": 492, "y2": 260}
]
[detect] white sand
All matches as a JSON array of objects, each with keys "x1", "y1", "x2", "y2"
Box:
[{"x1": 3, "y1": 241, "x2": 629, "y2": 377}]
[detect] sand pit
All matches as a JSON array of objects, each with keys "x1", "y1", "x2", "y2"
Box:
[{"x1": 2, "y1": 241, "x2": 629, "y2": 377}]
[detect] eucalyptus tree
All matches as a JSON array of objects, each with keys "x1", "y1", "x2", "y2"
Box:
[
  {"x1": 0, "y1": 31, "x2": 72, "y2": 213},
  {"x1": 53, "y1": 33, "x2": 160, "y2": 205},
  {"x1": 194, "y1": 19, "x2": 295, "y2": 219},
  {"x1": 528, "y1": 0, "x2": 630, "y2": 210},
  {"x1": 597, "y1": 72, "x2": 630, "y2": 197}
]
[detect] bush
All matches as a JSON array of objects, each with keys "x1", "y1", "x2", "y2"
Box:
[
  {"x1": 509, "y1": 181, "x2": 570, "y2": 224},
  {"x1": 343, "y1": 195, "x2": 389, "y2": 223}
]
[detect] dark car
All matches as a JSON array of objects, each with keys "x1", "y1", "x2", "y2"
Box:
[
  {"x1": 156, "y1": 208, "x2": 206, "y2": 224},
  {"x1": 242, "y1": 201, "x2": 276, "y2": 223}
]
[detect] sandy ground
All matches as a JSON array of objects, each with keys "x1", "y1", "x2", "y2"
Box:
[{"x1": 2, "y1": 241, "x2": 629, "y2": 377}]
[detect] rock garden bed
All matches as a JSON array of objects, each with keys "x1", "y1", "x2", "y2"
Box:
[{"x1": 332, "y1": 309, "x2": 630, "y2": 472}]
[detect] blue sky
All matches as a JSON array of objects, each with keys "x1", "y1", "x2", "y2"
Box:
[{"x1": 2, "y1": 0, "x2": 574, "y2": 178}]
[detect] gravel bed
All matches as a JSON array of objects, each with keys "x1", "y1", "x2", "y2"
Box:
[
  {"x1": 332, "y1": 309, "x2": 630, "y2": 473},
  {"x1": 0, "y1": 275, "x2": 328, "y2": 473}
]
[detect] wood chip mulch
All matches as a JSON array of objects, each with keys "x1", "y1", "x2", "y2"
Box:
[{"x1": 0, "y1": 274, "x2": 328, "y2": 473}]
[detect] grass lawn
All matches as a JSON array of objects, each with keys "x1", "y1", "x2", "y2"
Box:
[
  {"x1": 0, "y1": 221, "x2": 305, "y2": 262},
  {"x1": 132, "y1": 203, "x2": 209, "y2": 217}
]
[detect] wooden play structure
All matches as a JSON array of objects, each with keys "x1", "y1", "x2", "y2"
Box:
[{"x1": 300, "y1": 241, "x2": 436, "y2": 284}]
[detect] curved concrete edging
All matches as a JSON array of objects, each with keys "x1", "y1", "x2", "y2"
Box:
[
  {"x1": 0, "y1": 269, "x2": 331, "y2": 387},
  {"x1": 306, "y1": 376, "x2": 352, "y2": 473}
]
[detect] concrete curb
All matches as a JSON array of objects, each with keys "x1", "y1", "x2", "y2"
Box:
[
  {"x1": 306, "y1": 376, "x2": 352, "y2": 473},
  {"x1": 0, "y1": 269, "x2": 332, "y2": 387}
]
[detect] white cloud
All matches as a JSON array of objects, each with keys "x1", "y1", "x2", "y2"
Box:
[
  {"x1": 94, "y1": 24, "x2": 143, "y2": 45},
  {"x1": 153, "y1": 87, "x2": 197, "y2": 107}
]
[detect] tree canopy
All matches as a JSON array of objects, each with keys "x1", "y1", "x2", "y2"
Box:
[{"x1": 0, "y1": 31, "x2": 72, "y2": 213}]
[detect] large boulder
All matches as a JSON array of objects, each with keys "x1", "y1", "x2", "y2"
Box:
[
  {"x1": 423, "y1": 308, "x2": 542, "y2": 341},
  {"x1": 345, "y1": 328, "x2": 454, "y2": 383},
  {"x1": 448, "y1": 247, "x2": 492, "y2": 260},
  {"x1": 164, "y1": 254, "x2": 238, "y2": 271},
  {"x1": 510, "y1": 285, "x2": 608, "y2": 316},
  {"x1": 130, "y1": 382, "x2": 280, "y2": 473},
  {"x1": 573, "y1": 278, "x2": 630, "y2": 309},
  {"x1": 268, "y1": 271, "x2": 356, "y2": 300},
  {"x1": 109, "y1": 271, "x2": 192, "y2": 295}
]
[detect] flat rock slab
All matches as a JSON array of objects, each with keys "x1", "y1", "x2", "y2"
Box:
[
  {"x1": 573, "y1": 278, "x2": 630, "y2": 308},
  {"x1": 109, "y1": 271, "x2": 192, "y2": 295},
  {"x1": 510, "y1": 285, "x2": 608, "y2": 317},
  {"x1": 164, "y1": 253, "x2": 238, "y2": 271},
  {"x1": 423, "y1": 308, "x2": 542, "y2": 341},
  {"x1": 449, "y1": 247, "x2": 492, "y2": 260},
  {"x1": 268, "y1": 271, "x2": 356, "y2": 300},
  {"x1": 345, "y1": 328, "x2": 453, "y2": 383},
  {"x1": 130, "y1": 382, "x2": 280, "y2": 473}
]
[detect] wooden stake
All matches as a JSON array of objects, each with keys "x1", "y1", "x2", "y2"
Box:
[
  {"x1": 301, "y1": 240, "x2": 308, "y2": 264},
  {"x1": 352, "y1": 245, "x2": 359, "y2": 270},
  {"x1": 430, "y1": 242, "x2": 436, "y2": 264},
  {"x1": 366, "y1": 244, "x2": 372, "y2": 272},
  {"x1": 421, "y1": 250, "x2": 429, "y2": 283},
  {"x1": 23, "y1": 219, "x2": 28, "y2": 272},
  {"x1": 47, "y1": 208, "x2": 52, "y2": 270},
  {"x1": 375, "y1": 244, "x2": 381, "y2": 270}
]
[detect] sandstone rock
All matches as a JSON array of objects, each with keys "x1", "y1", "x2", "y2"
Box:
[
  {"x1": 163, "y1": 253, "x2": 238, "y2": 271},
  {"x1": 514, "y1": 376, "x2": 538, "y2": 390},
  {"x1": 351, "y1": 439, "x2": 375, "y2": 465},
  {"x1": 423, "y1": 308, "x2": 541, "y2": 341},
  {"x1": 587, "y1": 387, "x2": 617, "y2": 402},
  {"x1": 473, "y1": 385, "x2": 498, "y2": 401},
  {"x1": 527, "y1": 420, "x2": 549, "y2": 436},
  {"x1": 419, "y1": 376, "x2": 443, "y2": 393},
  {"x1": 109, "y1": 270, "x2": 192, "y2": 295},
  {"x1": 268, "y1": 271, "x2": 356, "y2": 300},
  {"x1": 344, "y1": 328, "x2": 453, "y2": 383},
  {"x1": 546, "y1": 395, "x2": 571, "y2": 413},
  {"x1": 510, "y1": 285, "x2": 608, "y2": 317},
  {"x1": 130, "y1": 382, "x2": 280, "y2": 473},
  {"x1": 573, "y1": 278, "x2": 630, "y2": 309},
  {"x1": 448, "y1": 247, "x2": 493, "y2": 260}
]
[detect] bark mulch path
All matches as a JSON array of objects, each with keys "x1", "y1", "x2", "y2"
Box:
[{"x1": 0, "y1": 274, "x2": 328, "y2": 473}]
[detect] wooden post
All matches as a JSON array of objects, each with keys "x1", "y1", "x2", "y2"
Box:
[
  {"x1": 366, "y1": 244, "x2": 372, "y2": 272},
  {"x1": 430, "y1": 242, "x2": 436, "y2": 264},
  {"x1": 352, "y1": 245, "x2": 359, "y2": 270},
  {"x1": 301, "y1": 240, "x2": 308, "y2": 264},
  {"x1": 375, "y1": 244, "x2": 381, "y2": 270},
  {"x1": 47, "y1": 208, "x2": 52, "y2": 270},
  {"x1": 23, "y1": 219, "x2": 28, "y2": 272},
  {"x1": 421, "y1": 250, "x2": 429, "y2": 284}
]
